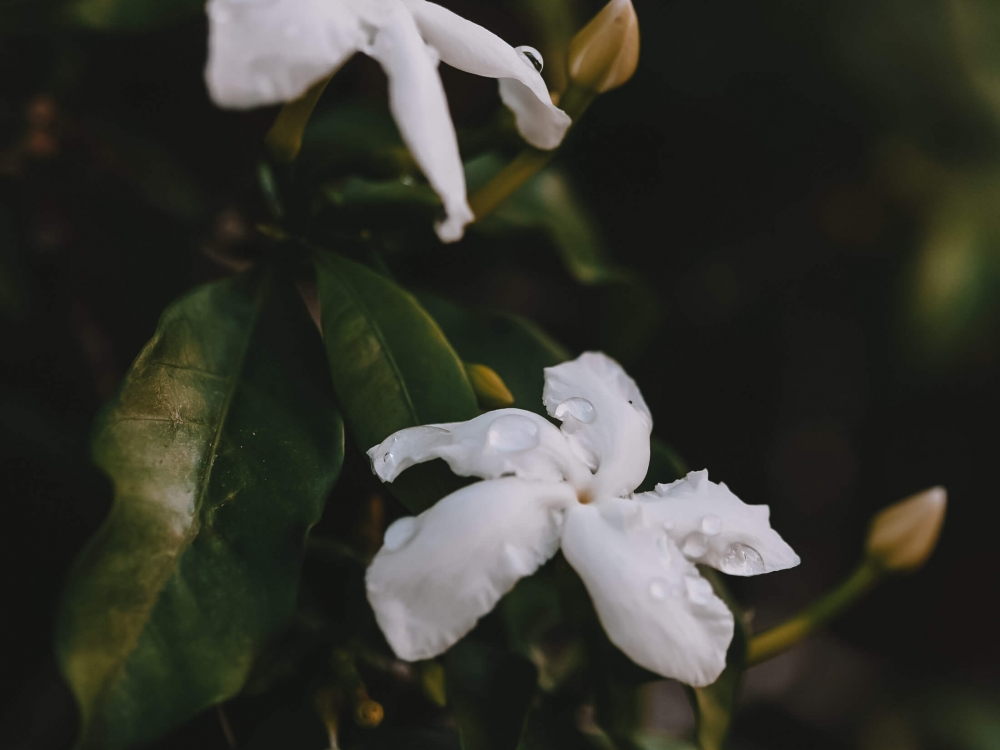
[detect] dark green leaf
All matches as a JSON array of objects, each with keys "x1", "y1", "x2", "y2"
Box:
[
  {"x1": 56, "y1": 268, "x2": 345, "y2": 749},
  {"x1": 415, "y1": 293, "x2": 568, "y2": 415},
  {"x1": 639, "y1": 438, "x2": 688, "y2": 493},
  {"x1": 60, "y1": 0, "x2": 203, "y2": 30},
  {"x1": 686, "y1": 571, "x2": 747, "y2": 750},
  {"x1": 445, "y1": 639, "x2": 538, "y2": 750},
  {"x1": 314, "y1": 253, "x2": 479, "y2": 513}
]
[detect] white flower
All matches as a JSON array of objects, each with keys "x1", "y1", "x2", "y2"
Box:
[
  {"x1": 204, "y1": 0, "x2": 572, "y2": 243},
  {"x1": 365, "y1": 352, "x2": 800, "y2": 687}
]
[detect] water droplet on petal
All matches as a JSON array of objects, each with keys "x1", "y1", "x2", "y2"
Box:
[
  {"x1": 487, "y1": 414, "x2": 541, "y2": 452},
  {"x1": 383, "y1": 517, "x2": 419, "y2": 552},
  {"x1": 656, "y1": 534, "x2": 673, "y2": 565},
  {"x1": 701, "y1": 514, "x2": 722, "y2": 536},
  {"x1": 684, "y1": 575, "x2": 714, "y2": 605},
  {"x1": 682, "y1": 532, "x2": 708, "y2": 558},
  {"x1": 649, "y1": 578, "x2": 669, "y2": 600},
  {"x1": 718, "y1": 543, "x2": 765, "y2": 575},
  {"x1": 554, "y1": 397, "x2": 596, "y2": 424},
  {"x1": 516, "y1": 45, "x2": 544, "y2": 73}
]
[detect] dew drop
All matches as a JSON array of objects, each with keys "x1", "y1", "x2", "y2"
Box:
[
  {"x1": 383, "y1": 517, "x2": 419, "y2": 552},
  {"x1": 684, "y1": 576, "x2": 714, "y2": 605},
  {"x1": 554, "y1": 397, "x2": 596, "y2": 424},
  {"x1": 701, "y1": 514, "x2": 722, "y2": 536},
  {"x1": 682, "y1": 532, "x2": 708, "y2": 558},
  {"x1": 718, "y1": 543, "x2": 765, "y2": 575},
  {"x1": 487, "y1": 414, "x2": 541, "y2": 452},
  {"x1": 649, "y1": 579, "x2": 669, "y2": 601},
  {"x1": 516, "y1": 45, "x2": 544, "y2": 73}
]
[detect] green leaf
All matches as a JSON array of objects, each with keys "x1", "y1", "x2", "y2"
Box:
[
  {"x1": 56, "y1": 268, "x2": 345, "y2": 750},
  {"x1": 445, "y1": 639, "x2": 538, "y2": 750},
  {"x1": 60, "y1": 0, "x2": 203, "y2": 30},
  {"x1": 415, "y1": 293, "x2": 569, "y2": 415},
  {"x1": 686, "y1": 571, "x2": 748, "y2": 750},
  {"x1": 314, "y1": 253, "x2": 479, "y2": 513}
]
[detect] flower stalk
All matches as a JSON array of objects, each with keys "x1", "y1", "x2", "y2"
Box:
[
  {"x1": 469, "y1": 0, "x2": 637, "y2": 222},
  {"x1": 468, "y1": 84, "x2": 596, "y2": 221},
  {"x1": 747, "y1": 486, "x2": 947, "y2": 666}
]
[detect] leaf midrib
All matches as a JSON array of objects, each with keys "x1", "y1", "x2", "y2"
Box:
[
  {"x1": 330, "y1": 256, "x2": 420, "y2": 426},
  {"x1": 89, "y1": 274, "x2": 271, "y2": 738}
]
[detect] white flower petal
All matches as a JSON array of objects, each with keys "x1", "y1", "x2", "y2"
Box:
[
  {"x1": 561, "y1": 499, "x2": 734, "y2": 686},
  {"x1": 204, "y1": 0, "x2": 364, "y2": 108},
  {"x1": 402, "y1": 0, "x2": 571, "y2": 149},
  {"x1": 542, "y1": 352, "x2": 652, "y2": 499},
  {"x1": 367, "y1": 6, "x2": 473, "y2": 242},
  {"x1": 637, "y1": 470, "x2": 801, "y2": 576},
  {"x1": 367, "y1": 477, "x2": 575, "y2": 660},
  {"x1": 367, "y1": 408, "x2": 591, "y2": 487}
]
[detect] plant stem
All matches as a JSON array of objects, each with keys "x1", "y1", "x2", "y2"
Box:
[
  {"x1": 467, "y1": 85, "x2": 596, "y2": 221},
  {"x1": 746, "y1": 559, "x2": 883, "y2": 666}
]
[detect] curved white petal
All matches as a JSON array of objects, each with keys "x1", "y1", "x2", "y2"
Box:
[
  {"x1": 561, "y1": 499, "x2": 734, "y2": 686},
  {"x1": 367, "y1": 478, "x2": 575, "y2": 660},
  {"x1": 543, "y1": 352, "x2": 652, "y2": 499},
  {"x1": 366, "y1": 6, "x2": 473, "y2": 242},
  {"x1": 402, "y1": 0, "x2": 571, "y2": 150},
  {"x1": 205, "y1": 0, "x2": 364, "y2": 108},
  {"x1": 367, "y1": 409, "x2": 591, "y2": 488},
  {"x1": 637, "y1": 470, "x2": 801, "y2": 576}
]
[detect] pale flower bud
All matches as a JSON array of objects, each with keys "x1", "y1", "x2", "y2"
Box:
[
  {"x1": 568, "y1": 0, "x2": 640, "y2": 93},
  {"x1": 464, "y1": 363, "x2": 515, "y2": 409},
  {"x1": 866, "y1": 486, "x2": 947, "y2": 572}
]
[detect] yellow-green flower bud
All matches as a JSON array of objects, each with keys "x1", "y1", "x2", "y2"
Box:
[
  {"x1": 866, "y1": 486, "x2": 947, "y2": 572},
  {"x1": 465, "y1": 363, "x2": 515, "y2": 409},
  {"x1": 568, "y1": 0, "x2": 640, "y2": 93}
]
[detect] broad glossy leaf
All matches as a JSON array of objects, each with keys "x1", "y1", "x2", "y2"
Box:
[
  {"x1": 56, "y1": 269, "x2": 345, "y2": 750},
  {"x1": 686, "y1": 570, "x2": 747, "y2": 750},
  {"x1": 314, "y1": 253, "x2": 479, "y2": 512}
]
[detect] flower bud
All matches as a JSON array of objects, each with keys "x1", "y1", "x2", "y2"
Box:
[
  {"x1": 865, "y1": 486, "x2": 947, "y2": 572},
  {"x1": 568, "y1": 0, "x2": 640, "y2": 93},
  {"x1": 465, "y1": 363, "x2": 515, "y2": 409}
]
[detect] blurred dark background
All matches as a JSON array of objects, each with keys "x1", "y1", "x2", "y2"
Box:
[{"x1": 2, "y1": 0, "x2": 999, "y2": 748}]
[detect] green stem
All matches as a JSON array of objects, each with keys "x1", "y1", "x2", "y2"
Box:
[
  {"x1": 467, "y1": 84, "x2": 597, "y2": 221},
  {"x1": 746, "y1": 560, "x2": 883, "y2": 666}
]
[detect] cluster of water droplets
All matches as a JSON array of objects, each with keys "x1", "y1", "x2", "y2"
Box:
[{"x1": 554, "y1": 397, "x2": 596, "y2": 424}]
